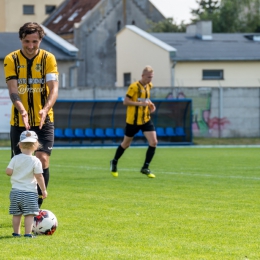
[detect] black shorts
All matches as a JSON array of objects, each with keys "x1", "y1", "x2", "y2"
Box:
[
  {"x1": 125, "y1": 120, "x2": 155, "y2": 137},
  {"x1": 10, "y1": 123, "x2": 54, "y2": 158}
]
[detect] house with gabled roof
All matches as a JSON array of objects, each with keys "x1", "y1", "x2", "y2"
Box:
[
  {"x1": 116, "y1": 25, "x2": 176, "y2": 87},
  {"x1": 116, "y1": 21, "x2": 260, "y2": 87},
  {"x1": 116, "y1": 21, "x2": 260, "y2": 138},
  {"x1": 43, "y1": 0, "x2": 165, "y2": 87}
]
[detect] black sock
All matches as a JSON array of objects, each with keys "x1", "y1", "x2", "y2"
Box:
[
  {"x1": 37, "y1": 168, "x2": 50, "y2": 208},
  {"x1": 143, "y1": 146, "x2": 156, "y2": 169},
  {"x1": 113, "y1": 145, "x2": 125, "y2": 164},
  {"x1": 43, "y1": 168, "x2": 50, "y2": 187}
]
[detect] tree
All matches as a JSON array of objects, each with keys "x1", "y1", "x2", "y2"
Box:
[
  {"x1": 218, "y1": 0, "x2": 260, "y2": 32},
  {"x1": 191, "y1": 0, "x2": 260, "y2": 33},
  {"x1": 217, "y1": 0, "x2": 241, "y2": 32},
  {"x1": 191, "y1": 0, "x2": 220, "y2": 17},
  {"x1": 147, "y1": 18, "x2": 186, "y2": 33},
  {"x1": 191, "y1": 0, "x2": 221, "y2": 32}
]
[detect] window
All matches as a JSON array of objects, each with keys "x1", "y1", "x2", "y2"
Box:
[
  {"x1": 203, "y1": 70, "x2": 223, "y2": 80},
  {"x1": 124, "y1": 73, "x2": 131, "y2": 87},
  {"x1": 23, "y1": 5, "x2": 34, "y2": 15},
  {"x1": 46, "y1": 5, "x2": 56, "y2": 14}
]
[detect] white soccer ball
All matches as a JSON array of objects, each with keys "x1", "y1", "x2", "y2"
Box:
[{"x1": 32, "y1": 209, "x2": 58, "y2": 235}]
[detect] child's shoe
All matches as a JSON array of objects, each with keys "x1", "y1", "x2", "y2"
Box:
[
  {"x1": 24, "y1": 234, "x2": 36, "y2": 238},
  {"x1": 12, "y1": 233, "x2": 21, "y2": 237}
]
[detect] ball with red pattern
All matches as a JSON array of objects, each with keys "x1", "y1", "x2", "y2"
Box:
[{"x1": 33, "y1": 209, "x2": 58, "y2": 235}]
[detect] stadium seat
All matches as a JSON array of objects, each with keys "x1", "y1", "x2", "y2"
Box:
[
  {"x1": 105, "y1": 128, "x2": 117, "y2": 138},
  {"x1": 54, "y1": 128, "x2": 66, "y2": 138},
  {"x1": 95, "y1": 128, "x2": 106, "y2": 137},
  {"x1": 75, "y1": 128, "x2": 85, "y2": 138},
  {"x1": 75, "y1": 128, "x2": 85, "y2": 144},
  {"x1": 94, "y1": 128, "x2": 106, "y2": 143},
  {"x1": 135, "y1": 130, "x2": 144, "y2": 137},
  {"x1": 105, "y1": 128, "x2": 117, "y2": 142},
  {"x1": 175, "y1": 127, "x2": 186, "y2": 136},
  {"x1": 156, "y1": 127, "x2": 167, "y2": 137},
  {"x1": 165, "y1": 127, "x2": 176, "y2": 137},
  {"x1": 134, "y1": 130, "x2": 146, "y2": 143},
  {"x1": 64, "y1": 128, "x2": 76, "y2": 138},
  {"x1": 115, "y1": 128, "x2": 124, "y2": 138},
  {"x1": 64, "y1": 128, "x2": 76, "y2": 143},
  {"x1": 85, "y1": 128, "x2": 96, "y2": 138}
]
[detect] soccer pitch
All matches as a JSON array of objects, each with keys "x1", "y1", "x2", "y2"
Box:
[{"x1": 0, "y1": 147, "x2": 259, "y2": 260}]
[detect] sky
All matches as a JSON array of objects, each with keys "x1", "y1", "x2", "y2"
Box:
[{"x1": 149, "y1": 0, "x2": 198, "y2": 24}]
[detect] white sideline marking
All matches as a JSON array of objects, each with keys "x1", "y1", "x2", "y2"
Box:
[
  {"x1": 1, "y1": 145, "x2": 260, "y2": 151},
  {"x1": 0, "y1": 159, "x2": 258, "y2": 180},
  {"x1": 50, "y1": 164, "x2": 260, "y2": 181}
]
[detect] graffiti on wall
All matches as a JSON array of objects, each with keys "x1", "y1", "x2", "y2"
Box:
[{"x1": 165, "y1": 89, "x2": 230, "y2": 137}]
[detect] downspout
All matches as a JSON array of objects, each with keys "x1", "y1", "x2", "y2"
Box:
[
  {"x1": 258, "y1": 79, "x2": 260, "y2": 137},
  {"x1": 171, "y1": 61, "x2": 177, "y2": 97},
  {"x1": 69, "y1": 61, "x2": 79, "y2": 88}
]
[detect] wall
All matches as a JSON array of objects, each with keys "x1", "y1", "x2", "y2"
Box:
[
  {"x1": 1, "y1": 86, "x2": 260, "y2": 139},
  {"x1": 56, "y1": 86, "x2": 260, "y2": 138},
  {"x1": 57, "y1": 61, "x2": 78, "y2": 88},
  {"x1": 116, "y1": 27, "x2": 172, "y2": 86},
  {"x1": 0, "y1": 0, "x2": 6, "y2": 31},
  {"x1": 0, "y1": 0, "x2": 64, "y2": 32},
  {"x1": 74, "y1": 0, "x2": 165, "y2": 88},
  {"x1": 175, "y1": 61, "x2": 260, "y2": 87},
  {"x1": 209, "y1": 88, "x2": 260, "y2": 138},
  {"x1": 0, "y1": 61, "x2": 5, "y2": 87}
]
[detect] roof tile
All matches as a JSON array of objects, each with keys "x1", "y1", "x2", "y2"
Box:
[{"x1": 44, "y1": 0, "x2": 100, "y2": 35}]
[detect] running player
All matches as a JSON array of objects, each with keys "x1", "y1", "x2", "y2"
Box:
[{"x1": 110, "y1": 66, "x2": 157, "y2": 178}]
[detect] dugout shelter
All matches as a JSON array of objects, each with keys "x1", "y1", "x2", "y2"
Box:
[{"x1": 53, "y1": 99, "x2": 192, "y2": 146}]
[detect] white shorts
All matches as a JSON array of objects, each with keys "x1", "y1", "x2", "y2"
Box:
[{"x1": 9, "y1": 189, "x2": 39, "y2": 216}]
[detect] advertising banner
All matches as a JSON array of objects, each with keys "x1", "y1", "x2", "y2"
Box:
[{"x1": 0, "y1": 89, "x2": 11, "y2": 133}]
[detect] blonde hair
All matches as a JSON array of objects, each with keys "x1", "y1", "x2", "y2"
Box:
[
  {"x1": 143, "y1": 65, "x2": 153, "y2": 74},
  {"x1": 19, "y1": 141, "x2": 42, "y2": 151}
]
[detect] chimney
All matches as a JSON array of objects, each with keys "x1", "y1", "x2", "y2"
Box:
[
  {"x1": 186, "y1": 20, "x2": 212, "y2": 40},
  {"x1": 196, "y1": 20, "x2": 212, "y2": 40},
  {"x1": 186, "y1": 24, "x2": 196, "y2": 36}
]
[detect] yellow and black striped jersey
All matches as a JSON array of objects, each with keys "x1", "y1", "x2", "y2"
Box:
[
  {"x1": 125, "y1": 81, "x2": 153, "y2": 125},
  {"x1": 4, "y1": 49, "x2": 59, "y2": 127}
]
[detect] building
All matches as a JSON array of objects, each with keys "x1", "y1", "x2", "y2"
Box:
[
  {"x1": 0, "y1": 0, "x2": 64, "y2": 32},
  {"x1": 116, "y1": 21, "x2": 260, "y2": 138},
  {"x1": 44, "y1": 0, "x2": 165, "y2": 87},
  {"x1": 43, "y1": 0, "x2": 100, "y2": 43},
  {"x1": 116, "y1": 21, "x2": 260, "y2": 87}
]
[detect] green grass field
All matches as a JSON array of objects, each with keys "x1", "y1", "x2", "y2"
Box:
[{"x1": 0, "y1": 147, "x2": 259, "y2": 260}]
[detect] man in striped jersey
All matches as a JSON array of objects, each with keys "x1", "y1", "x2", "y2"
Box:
[
  {"x1": 4, "y1": 22, "x2": 59, "y2": 207},
  {"x1": 110, "y1": 66, "x2": 157, "y2": 178}
]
